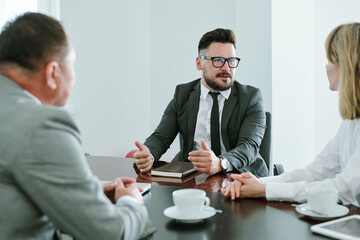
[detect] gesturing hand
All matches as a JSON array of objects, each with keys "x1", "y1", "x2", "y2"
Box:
[
  {"x1": 133, "y1": 141, "x2": 153, "y2": 173},
  {"x1": 188, "y1": 140, "x2": 222, "y2": 175}
]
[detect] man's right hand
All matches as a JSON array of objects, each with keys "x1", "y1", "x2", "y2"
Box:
[
  {"x1": 114, "y1": 179, "x2": 144, "y2": 205},
  {"x1": 133, "y1": 141, "x2": 153, "y2": 173},
  {"x1": 104, "y1": 177, "x2": 144, "y2": 204}
]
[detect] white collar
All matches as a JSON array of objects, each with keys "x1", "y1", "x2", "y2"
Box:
[{"x1": 200, "y1": 80, "x2": 231, "y2": 100}]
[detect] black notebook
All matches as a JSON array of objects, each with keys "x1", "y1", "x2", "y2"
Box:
[{"x1": 151, "y1": 162, "x2": 197, "y2": 178}]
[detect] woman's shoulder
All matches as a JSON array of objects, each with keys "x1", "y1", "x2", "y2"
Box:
[
  {"x1": 342, "y1": 118, "x2": 360, "y2": 127},
  {"x1": 339, "y1": 118, "x2": 360, "y2": 138}
]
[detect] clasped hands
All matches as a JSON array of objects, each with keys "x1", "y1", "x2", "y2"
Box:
[
  {"x1": 102, "y1": 177, "x2": 144, "y2": 204},
  {"x1": 221, "y1": 172, "x2": 266, "y2": 199},
  {"x1": 133, "y1": 140, "x2": 222, "y2": 175}
]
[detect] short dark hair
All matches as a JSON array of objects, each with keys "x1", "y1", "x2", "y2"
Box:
[
  {"x1": 198, "y1": 28, "x2": 236, "y2": 55},
  {"x1": 0, "y1": 12, "x2": 68, "y2": 72}
]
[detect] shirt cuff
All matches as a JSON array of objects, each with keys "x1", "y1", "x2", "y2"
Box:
[
  {"x1": 260, "y1": 175, "x2": 283, "y2": 183},
  {"x1": 265, "y1": 182, "x2": 295, "y2": 201},
  {"x1": 116, "y1": 195, "x2": 140, "y2": 205},
  {"x1": 150, "y1": 154, "x2": 155, "y2": 163},
  {"x1": 265, "y1": 181, "x2": 308, "y2": 203}
]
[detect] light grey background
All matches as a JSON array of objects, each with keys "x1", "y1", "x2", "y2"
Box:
[{"x1": 59, "y1": 0, "x2": 272, "y2": 162}]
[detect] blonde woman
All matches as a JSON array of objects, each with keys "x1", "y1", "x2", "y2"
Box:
[{"x1": 222, "y1": 23, "x2": 360, "y2": 207}]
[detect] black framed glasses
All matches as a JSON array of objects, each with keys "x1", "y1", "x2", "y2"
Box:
[{"x1": 200, "y1": 56, "x2": 241, "y2": 68}]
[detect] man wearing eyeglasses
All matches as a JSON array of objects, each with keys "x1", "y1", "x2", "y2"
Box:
[{"x1": 134, "y1": 28, "x2": 268, "y2": 177}]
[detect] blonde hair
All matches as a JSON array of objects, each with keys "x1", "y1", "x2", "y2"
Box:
[{"x1": 325, "y1": 23, "x2": 360, "y2": 119}]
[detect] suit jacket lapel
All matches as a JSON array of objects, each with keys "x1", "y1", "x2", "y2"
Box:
[
  {"x1": 221, "y1": 85, "x2": 238, "y2": 151},
  {"x1": 187, "y1": 81, "x2": 200, "y2": 153}
]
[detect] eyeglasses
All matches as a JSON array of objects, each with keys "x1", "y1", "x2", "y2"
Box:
[{"x1": 200, "y1": 56, "x2": 241, "y2": 68}]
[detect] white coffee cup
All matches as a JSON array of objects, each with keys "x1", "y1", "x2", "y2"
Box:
[
  {"x1": 172, "y1": 189, "x2": 210, "y2": 218},
  {"x1": 306, "y1": 186, "x2": 338, "y2": 215}
]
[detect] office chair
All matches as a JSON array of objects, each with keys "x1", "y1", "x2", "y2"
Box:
[{"x1": 259, "y1": 111, "x2": 284, "y2": 176}]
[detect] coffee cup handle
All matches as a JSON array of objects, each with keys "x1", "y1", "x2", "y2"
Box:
[{"x1": 204, "y1": 197, "x2": 210, "y2": 207}]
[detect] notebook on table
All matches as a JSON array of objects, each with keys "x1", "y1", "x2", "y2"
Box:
[
  {"x1": 151, "y1": 162, "x2": 197, "y2": 178},
  {"x1": 151, "y1": 174, "x2": 195, "y2": 183}
]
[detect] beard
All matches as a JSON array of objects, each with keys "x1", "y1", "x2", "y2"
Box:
[{"x1": 204, "y1": 71, "x2": 234, "y2": 91}]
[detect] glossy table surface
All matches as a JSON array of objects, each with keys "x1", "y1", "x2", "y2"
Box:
[
  {"x1": 87, "y1": 155, "x2": 359, "y2": 239},
  {"x1": 142, "y1": 185, "x2": 329, "y2": 240}
]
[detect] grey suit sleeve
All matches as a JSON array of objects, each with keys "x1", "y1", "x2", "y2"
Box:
[
  {"x1": 12, "y1": 110, "x2": 148, "y2": 240},
  {"x1": 144, "y1": 86, "x2": 180, "y2": 162},
  {"x1": 221, "y1": 88, "x2": 266, "y2": 174}
]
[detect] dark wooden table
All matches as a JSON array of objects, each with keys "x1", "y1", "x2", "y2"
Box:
[
  {"x1": 142, "y1": 185, "x2": 328, "y2": 240},
  {"x1": 87, "y1": 156, "x2": 358, "y2": 239}
]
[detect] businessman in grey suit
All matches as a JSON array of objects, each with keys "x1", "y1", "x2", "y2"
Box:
[
  {"x1": 0, "y1": 13, "x2": 149, "y2": 240},
  {"x1": 134, "y1": 28, "x2": 268, "y2": 177}
]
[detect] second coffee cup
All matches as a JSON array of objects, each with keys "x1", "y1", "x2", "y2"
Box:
[
  {"x1": 306, "y1": 185, "x2": 338, "y2": 215},
  {"x1": 172, "y1": 189, "x2": 210, "y2": 218}
]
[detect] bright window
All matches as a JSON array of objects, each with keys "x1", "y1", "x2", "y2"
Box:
[{"x1": 0, "y1": 0, "x2": 37, "y2": 31}]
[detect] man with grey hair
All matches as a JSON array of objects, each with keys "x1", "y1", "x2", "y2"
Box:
[{"x1": 0, "y1": 12, "x2": 149, "y2": 240}]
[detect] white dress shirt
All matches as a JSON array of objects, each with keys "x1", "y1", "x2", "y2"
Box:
[
  {"x1": 193, "y1": 81, "x2": 233, "y2": 171},
  {"x1": 261, "y1": 119, "x2": 360, "y2": 206}
]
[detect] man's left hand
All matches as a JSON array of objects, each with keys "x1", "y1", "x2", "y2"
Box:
[
  {"x1": 103, "y1": 177, "x2": 140, "y2": 203},
  {"x1": 188, "y1": 140, "x2": 222, "y2": 175}
]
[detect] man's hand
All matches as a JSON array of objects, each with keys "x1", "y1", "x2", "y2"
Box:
[
  {"x1": 133, "y1": 141, "x2": 153, "y2": 173},
  {"x1": 136, "y1": 171, "x2": 152, "y2": 182},
  {"x1": 188, "y1": 140, "x2": 222, "y2": 175},
  {"x1": 103, "y1": 178, "x2": 120, "y2": 203},
  {"x1": 221, "y1": 172, "x2": 266, "y2": 199},
  {"x1": 103, "y1": 177, "x2": 144, "y2": 204},
  {"x1": 114, "y1": 180, "x2": 144, "y2": 205}
]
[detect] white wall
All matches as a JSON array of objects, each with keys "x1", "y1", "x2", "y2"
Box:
[
  {"x1": 0, "y1": 0, "x2": 59, "y2": 28},
  {"x1": 59, "y1": 0, "x2": 272, "y2": 159},
  {"x1": 0, "y1": 0, "x2": 37, "y2": 28},
  {"x1": 37, "y1": 0, "x2": 60, "y2": 19},
  {"x1": 272, "y1": 0, "x2": 360, "y2": 171},
  {"x1": 60, "y1": 0, "x2": 152, "y2": 157},
  {"x1": 272, "y1": 0, "x2": 314, "y2": 170},
  {"x1": 235, "y1": 0, "x2": 272, "y2": 105}
]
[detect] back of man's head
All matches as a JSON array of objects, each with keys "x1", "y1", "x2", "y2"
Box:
[
  {"x1": 0, "y1": 12, "x2": 68, "y2": 73},
  {"x1": 198, "y1": 28, "x2": 236, "y2": 56}
]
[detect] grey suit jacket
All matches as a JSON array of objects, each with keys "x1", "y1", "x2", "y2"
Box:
[
  {"x1": 144, "y1": 79, "x2": 268, "y2": 177},
  {"x1": 0, "y1": 75, "x2": 148, "y2": 240}
]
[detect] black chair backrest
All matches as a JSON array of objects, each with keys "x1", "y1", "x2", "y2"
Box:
[{"x1": 259, "y1": 111, "x2": 272, "y2": 174}]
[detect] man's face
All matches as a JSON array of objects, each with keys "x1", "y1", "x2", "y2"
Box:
[
  {"x1": 196, "y1": 42, "x2": 237, "y2": 91},
  {"x1": 55, "y1": 41, "x2": 76, "y2": 106}
]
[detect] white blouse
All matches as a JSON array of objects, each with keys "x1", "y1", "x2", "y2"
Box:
[{"x1": 261, "y1": 119, "x2": 360, "y2": 206}]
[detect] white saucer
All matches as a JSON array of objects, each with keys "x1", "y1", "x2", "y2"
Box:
[
  {"x1": 295, "y1": 203, "x2": 349, "y2": 220},
  {"x1": 163, "y1": 206, "x2": 216, "y2": 223}
]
